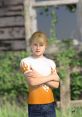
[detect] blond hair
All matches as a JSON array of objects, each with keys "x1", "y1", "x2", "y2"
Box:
[{"x1": 29, "y1": 31, "x2": 48, "y2": 47}]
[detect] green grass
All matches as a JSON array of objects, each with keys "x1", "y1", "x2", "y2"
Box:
[
  {"x1": 0, "y1": 101, "x2": 82, "y2": 117},
  {"x1": 0, "y1": 101, "x2": 27, "y2": 117},
  {"x1": 56, "y1": 107, "x2": 82, "y2": 117}
]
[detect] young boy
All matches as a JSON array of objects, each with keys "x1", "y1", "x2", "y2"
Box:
[{"x1": 20, "y1": 31, "x2": 60, "y2": 117}]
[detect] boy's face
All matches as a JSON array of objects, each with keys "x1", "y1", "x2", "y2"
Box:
[{"x1": 31, "y1": 41, "x2": 46, "y2": 57}]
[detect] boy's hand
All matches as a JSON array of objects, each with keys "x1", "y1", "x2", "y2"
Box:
[
  {"x1": 25, "y1": 68, "x2": 42, "y2": 79},
  {"x1": 51, "y1": 68, "x2": 60, "y2": 82}
]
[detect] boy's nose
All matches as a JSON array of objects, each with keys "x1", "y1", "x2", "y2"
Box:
[{"x1": 37, "y1": 45, "x2": 40, "y2": 49}]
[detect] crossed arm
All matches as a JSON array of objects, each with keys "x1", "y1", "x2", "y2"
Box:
[
  {"x1": 20, "y1": 62, "x2": 60, "y2": 88},
  {"x1": 24, "y1": 68, "x2": 60, "y2": 88}
]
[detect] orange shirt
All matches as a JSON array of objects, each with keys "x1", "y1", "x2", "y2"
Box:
[{"x1": 27, "y1": 85, "x2": 55, "y2": 104}]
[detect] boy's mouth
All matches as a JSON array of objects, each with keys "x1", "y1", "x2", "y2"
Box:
[{"x1": 36, "y1": 50, "x2": 40, "y2": 52}]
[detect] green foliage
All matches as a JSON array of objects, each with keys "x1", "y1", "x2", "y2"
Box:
[
  {"x1": 53, "y1": 39, "x2": 77, "y2": 79},
  {"x1": 71, "y1": 72, "x2": 82, "y2": 100},
  {"x1": 71, "y1": 51, "x2": 82, "y2": 67},
  {"x1": 0, "y1": 51, "x2": 29, "y2": 102},
  {"x1": 56, "y1": 107, "x2": 82, "y2": 117},
  {"x1": 66, "y1": 4, "x2": 77, "y2": 12},
  {"x1": 51, "y1": 39, "x2": 82, "y2": 100},
  {"x1": 50, "y1": 9, "x2": 57, "y2": 41},
  {"x1": 0, "y1": 101, "x2": 27, "y2": 117}
]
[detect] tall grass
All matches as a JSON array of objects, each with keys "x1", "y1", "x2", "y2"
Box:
[
  {"x1": 0, "y1": 101, "x2": 27, "y2": 117},
  {"x1": 0, "y1": 101, "x2": 82, "y2": 117},
  {"x1": 56, "y1": 107, "x2": 82, "y2": 117}
]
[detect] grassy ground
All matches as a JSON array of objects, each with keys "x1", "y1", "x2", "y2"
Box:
[
  {"x1": 56, "y1": 107, "x2": 82, "y2": 117},
  {"x1": 0, "y1": 101, "x2": 82, "y2": 117},
  {"x1": 0, "y1": 101, "x2": 27, "y2": 117}
]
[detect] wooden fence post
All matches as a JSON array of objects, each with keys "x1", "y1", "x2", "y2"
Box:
[
  {"x1": 24, "y1": 0, "x2": 32, "y2": 51},
  {"x1": 24, "y1": 0, "x2": 37, "y2": 51},
  {"x1": 60, "y1": 69, "x2": 71, "y2": 111}
]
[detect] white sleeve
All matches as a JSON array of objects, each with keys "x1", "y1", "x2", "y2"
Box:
[
  {"x1": 20, "y1": 58, "x2": 29, "y2": 66},
  {"x1": 20, "y1": 58, "x2": 31, "y2": 73},
  {"x1": 50, "y1": 60, "x2": 56, "y2": 70},
  {"x1": 20, "y1": 59, "x2": 25, "y2": 67}
]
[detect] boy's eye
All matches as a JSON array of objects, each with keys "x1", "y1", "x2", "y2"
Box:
[
  {"x1": 34, "y1": 43, "x2": 37, "y2": 46},
  {"x1": 40, "y1": 44, "x2": 44, "y2": 46},
  {"x1": 33, "y1": 43, "x2": 44, "y2": 46}
]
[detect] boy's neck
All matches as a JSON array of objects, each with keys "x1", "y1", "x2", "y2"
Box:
[{"x1": 31, "y1": 54, "x2": 44, "y2": 59}]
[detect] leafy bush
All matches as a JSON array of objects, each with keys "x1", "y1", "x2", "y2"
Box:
[
  {"x1": 52, "y1": 39, "x2": 82, "y2": 100},
  {"x1": 0, "y1": 51, "x2": 29, "y2": 102},
  {"x1": 71, "y1": 72, "x2": 82, "y2": 100}
]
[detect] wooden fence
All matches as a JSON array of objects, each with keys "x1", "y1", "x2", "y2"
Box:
[{"x1": 0, "y1": 0, "x2": 26, "y2": 50}]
